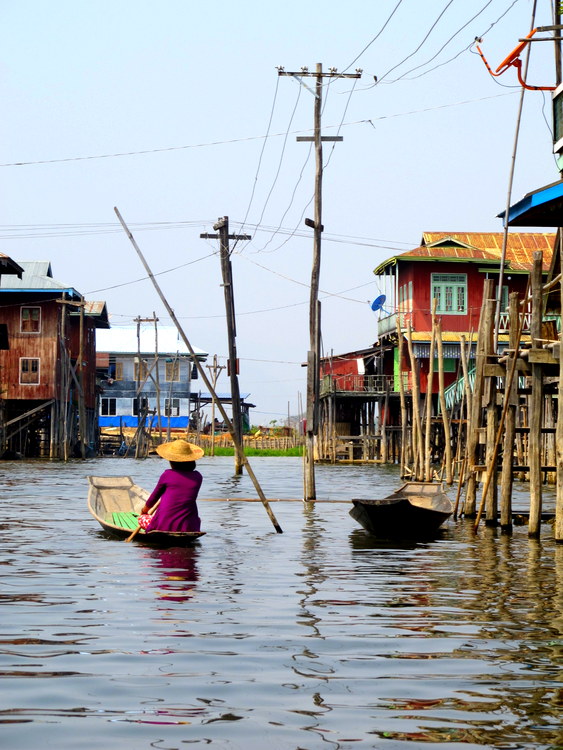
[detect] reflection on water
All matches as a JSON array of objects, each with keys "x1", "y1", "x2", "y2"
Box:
[{"x1": 1, "y1": 456, "x2": 563, "y2": 748}]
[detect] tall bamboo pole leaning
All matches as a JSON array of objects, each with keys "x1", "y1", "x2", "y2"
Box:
[
  {"x1": 114, "y1": 207, "x2": 283, "y2": 534},
  {"x1": 464, "y1": 279, "x2": 495, "y2": 516},
  {"x1": 406, "y1": 320, "x2": 424, "y2": 479},
  {"x1": 436, "y1": 319, "x2": 453, "y2": 485},
  {"x1": 528, "y1": 250, "x2": 544, "y2": 538},
  {"x1": 424, "y1": 300, "x2": 437, "y2": 482}
]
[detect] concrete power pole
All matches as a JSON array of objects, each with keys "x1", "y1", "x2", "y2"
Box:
[
  {"x1": 201, "y1": 218, "x2": 251, "y2": 474},
  {"x1": 278, "y1": 63, "x2": 362, "y2": 500}
]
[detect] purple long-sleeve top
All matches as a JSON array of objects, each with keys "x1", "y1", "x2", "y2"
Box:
[{"x1": 145, "y1": 467, "x2": 203, "y2": 532}]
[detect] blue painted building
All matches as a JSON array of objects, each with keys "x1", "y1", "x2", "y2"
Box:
[{"x1": 95, "y1": 324, "x2": 207, "y2": 430}]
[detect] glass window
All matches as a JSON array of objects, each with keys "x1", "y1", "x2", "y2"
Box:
[
  {"x1": 165, "y1": 398, "x2": 180, "y2": 417},
  {"x1": 21, "y1": 307, "x2": 41, "y2": 333},
  {"x1": 431, "y1": 274, "x2": 467, "y2": 314},
  {"x1": 165, "y1": 361, "x2": 180, "y2": 382},
  {"x1": 20, "y1": 357, "x2": 40, "y2": 384},
  {"x1": 101, "y1": 397, "x2": 117, "y2": 416},
  {"x1": 134, "y1": 361, "x2": 148, "y2": 382},
  {"x1": 132, "y1": 397, "x2": 149, "y2": 416}
]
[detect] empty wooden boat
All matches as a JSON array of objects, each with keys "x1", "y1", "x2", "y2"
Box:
[
  {"x1": 350, "y1": 482, "x2": 453, "y2": 539},
  {"x1": 87, "y1": 475, "x2": 206, "y2": 545}
]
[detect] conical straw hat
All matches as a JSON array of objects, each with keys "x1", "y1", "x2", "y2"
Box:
[{"x1": 156, "y1": 439, "x2": 204, "y2": 461}]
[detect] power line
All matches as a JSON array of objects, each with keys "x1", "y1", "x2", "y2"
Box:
[
  {"x1": 341, "y1": 0, "x2": 404, "y2": 73},
  {"x1": 238, "y1": 76, "x2": 281, "y2": 237},
  {"x1": 0, "y1": 92, "x2": 516, "y2": 168},
  {"x1": 386, "y1": 0, "x2": 496, "y2": 82}
]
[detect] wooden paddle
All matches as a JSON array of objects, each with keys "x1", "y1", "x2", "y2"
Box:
[{"x1": 125, "y1": 499, "x2": 160, "y2": 543}]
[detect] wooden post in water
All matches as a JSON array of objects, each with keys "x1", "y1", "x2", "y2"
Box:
[
  {"x1": 406, "y1": 320, "x2": 423, "y2": 479},
  {"x1": 464, "y1": 280, "x2": 495, "y2": 516},
  {"x1": 483, "y1": 348, "x2": 498, "y2": 525},
  {"x1": 528, "y1": 251, "x2": 544, "y2": 537},
  {"x1": 436, "y1": 319, "x2": 453, "y2": 485},
  {"x1": 424, "y1": 302, "x2": 437, "y2": 482},
  {"x1": 556, "y1": 240, "x2": 563, "y2": 541},
  {"x1": 395, "y1": 315, "x2": 408, "y2": 477},
  {"x1": 500, "y1": 292, "x2": 520, "y2": 529}
]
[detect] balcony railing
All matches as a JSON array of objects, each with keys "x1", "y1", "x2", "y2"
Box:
[{"x1": 320, "y1": 373, "x2": 394, "y2": 397}]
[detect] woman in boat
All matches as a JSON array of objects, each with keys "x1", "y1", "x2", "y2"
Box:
[{"x1": 137, "y1": 439, "x2": 204, "y2": 533}]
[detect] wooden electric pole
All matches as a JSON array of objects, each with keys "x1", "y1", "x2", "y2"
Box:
[
  {"x1": 200, "y1": 217, "x2": 251, "y2": 474},
  {"x1": 116, "y1": 207, "x2": 283, "y2": 533},
  {"x1": 278, "y1": 63, "x2": 362, "y2": 500}
]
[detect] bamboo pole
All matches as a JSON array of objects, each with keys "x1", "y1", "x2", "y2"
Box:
[
  {"x1": 556, "y1": 230, "x2": 563, "y2": 542},
  {"x1": 395, "y1": 314, "x2": 408, "y2": 477},
  {"x1": 500, "y1": 292, "x2": 520, "y2": 529},
  {"x1": 474, "y1": 286, "x2": 527, "y2": 532},
  {"x1": 424, "y1": 301, "x2": 437, "y2": 482},
  {"x1": 528, "y1": 251, "x2": 544, "y2": 537},
  {"x1": 115, "y1": 207, "x2": 283, "y2": 534},
  {"x1": 465, "y1": 280, "x2": 495, "y2": 515},
  {"x1": 436, "y1": 319, "x2": 453, "y2": 485},
  {"x1": 406, "y1": 320, "x2": 423, "y2": 480}
]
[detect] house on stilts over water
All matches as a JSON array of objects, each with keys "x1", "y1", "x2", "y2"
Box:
[
  {"x1": 0, "y1": 257, "x2": 109, "y2": 459},
  {"x1": 317, "y1": 231, "x2": 556, "y2": 465}
]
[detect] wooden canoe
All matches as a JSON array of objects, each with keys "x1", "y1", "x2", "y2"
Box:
[
  {"x1": 87, "y1": 475, "x2": 206, "y2": 545},
  {"x1": 350, "y1": 482, "x2": 453, "y2": 539}
]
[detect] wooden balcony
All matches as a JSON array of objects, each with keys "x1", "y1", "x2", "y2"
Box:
[{"x1": 320, "y1": 373, "x2": 394, "y2": 398}]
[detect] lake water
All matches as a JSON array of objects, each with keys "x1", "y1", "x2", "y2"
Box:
[{"x1": 1, "y1": 456, "x2": 563, "y2": 749}]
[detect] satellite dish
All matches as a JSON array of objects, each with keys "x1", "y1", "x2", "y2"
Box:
[{"x1": 371, "y1": 294, "x2": 386, "y2": 312}]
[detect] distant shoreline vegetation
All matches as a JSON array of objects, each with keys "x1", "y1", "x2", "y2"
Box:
[{"x1": 204, "y1": 446, "x2": 304, "y2": 457}]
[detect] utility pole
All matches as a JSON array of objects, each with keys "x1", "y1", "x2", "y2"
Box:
[
  {"x1": 206, "y1": 354, "x2": 225, "y2": 457},
  {"x1": 133, "y1": 316, "x2": 156, "y2": 457},
  {"x1": 200, "y1": 217, "x2": 251, "y2": 474},
  {"x1": 116, "y1": 206, "x2": 283, "y2": 533},
  {"x1": 278, "y1": 63, "x2": 362, "y2": 500},
  {"x1": 152, "y1": 312, "x2": 162, "y2": 441}
]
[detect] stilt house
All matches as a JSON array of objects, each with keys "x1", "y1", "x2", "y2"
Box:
[
  {"x1": 317, "y1": 232, "x2": 556, "y2": 463},
  {"x1": 95, "y1": 324, "x2": 208, "y2": 434},
  {"x1": 0, "y1": 259, "x2": 109, "y2": 458}
]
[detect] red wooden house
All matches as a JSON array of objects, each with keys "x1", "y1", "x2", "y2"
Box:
[
  {"x1": 374, "y1": 232, "x2": 556, "y2": 397},
  {"x1": 315, "y1": 231, "x2": 556, "y2": 463},
  {"x1": 0, "y1": 259, "x2": 109, "y2": 458}
]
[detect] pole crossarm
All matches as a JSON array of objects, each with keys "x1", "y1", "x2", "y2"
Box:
[{"x1": 278, "y1": 70, "x2": 362, "y2": 78}]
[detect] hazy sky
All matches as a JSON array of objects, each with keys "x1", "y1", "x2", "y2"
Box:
[{"x1": 0, "y1": 0, "x2": 559, "y2": 424}]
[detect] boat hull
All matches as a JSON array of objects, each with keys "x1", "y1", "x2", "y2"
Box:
[
  {"x1": 350, "y1": 482, "x2": 453, "y2": 539},
  {"x1": 88, "y1": 475, "x2": 205, "y2": 546}
]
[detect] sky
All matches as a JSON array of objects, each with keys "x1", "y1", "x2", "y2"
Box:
[{"x1": 0, "y1": 0, "x2": 560, "y2": 426}]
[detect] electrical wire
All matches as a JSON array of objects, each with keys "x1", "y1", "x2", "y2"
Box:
[
  {"x1": 340, "y1": 0, "x2": 405, "y2": 74},
  {"x1": 402, "y1": 0, "x2": 524, "y2": 82},
  {"x1": 252, "y1": 82, "x2": 302, "y2": 234},
  {"x1": 386, "y1": 0, "x2": 496, "y2": 82},
  {"x1": 0, "y1": 91, "x2": 517, "y2": 170},
  {"x1": 237, "y1": 76, "x2": 280, "y2": 238}
]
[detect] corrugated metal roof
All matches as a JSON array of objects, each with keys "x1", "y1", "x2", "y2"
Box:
[
  {"x1": 0, "y1": 260, "x2": 80, "y2": 294},
  {"x1": 96, "y1": 325, "x2": 207, "y2": 357},
  {"x1": 499, "y1": 180, "x2": 563, "y2": 226},
  {"x1": 0, "y1": 253, "x2": 24, "y2": 277},
  {"x1": 69, "y1": 300, "x2": 110, "y2": 329},
  {"x1": 421, "y1": 232, "x2": 555, "y2": 271},
  {"x1": 374, "y1": 232, "x2": 556, "y2": 274}
]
